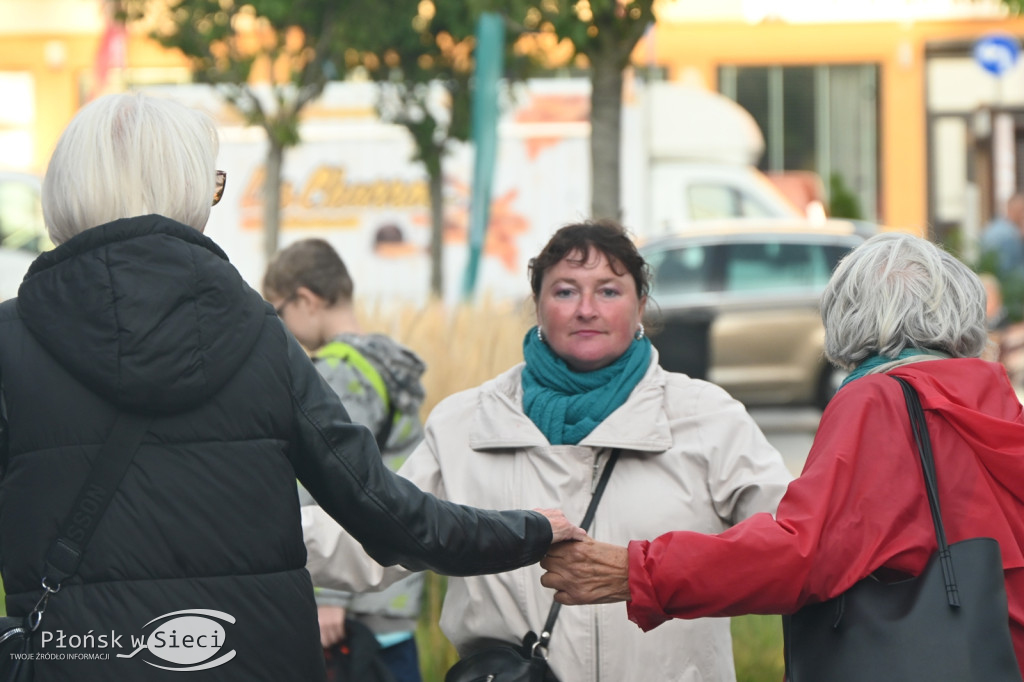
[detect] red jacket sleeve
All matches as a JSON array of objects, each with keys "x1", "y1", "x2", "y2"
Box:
[{"x1": 627, "y1": 375, "x2": 938, "y2": 631}]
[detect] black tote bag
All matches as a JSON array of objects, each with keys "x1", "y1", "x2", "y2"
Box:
[{"x1": 783, "y1": 377, "x2": 1022, "y2": 682}]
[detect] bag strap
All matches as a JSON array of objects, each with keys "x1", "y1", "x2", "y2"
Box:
[
  {"x1": 531, "y1": 448, "x2": 621, "y2": 657},
  {"x1": 893, "y1": 376, "x2": 960, "y2": 607},
  {"x1": 29, "y1": 412, "x2": 152, "y2": 630}
]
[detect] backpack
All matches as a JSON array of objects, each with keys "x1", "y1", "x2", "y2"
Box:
[{"x1": 315, "y1": 334, "x2": 426, "y2": 458}]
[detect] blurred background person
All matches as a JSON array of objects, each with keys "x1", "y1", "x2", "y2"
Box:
[
  {"x1": 0, "y1": 91, "x2": 582, "y2": 682},
  {"x1": 302, "y1": 220, "x2": 793, "y2": 682},
  {"x1": 981, "y1": 271, "x2": 1010, "y2": 333},
  {"x1": 539, "y1": 232, "x2": 1024, "y2": 678},
  {"x1": 980, "y1": 192, "x2": 1024, "y2": 280},
  {"x1": 264, "y1": 239, "x2": 427, "y2": 682}
]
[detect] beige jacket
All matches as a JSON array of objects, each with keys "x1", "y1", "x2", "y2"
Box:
[{"x1": 303, "y1": 350, "x2": 793, "y2": 682}]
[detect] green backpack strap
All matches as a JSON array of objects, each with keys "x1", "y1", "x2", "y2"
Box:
[{"x1": 316, "y1": 341, "x2": 395, "y2": 450}]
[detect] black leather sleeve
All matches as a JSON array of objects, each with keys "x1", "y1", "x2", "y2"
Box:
[{"x1": 284, "y1": 330, "x2": 551, "y2": 575}]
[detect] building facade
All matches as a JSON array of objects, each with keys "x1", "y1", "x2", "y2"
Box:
[
  {"x1": 652, "y1": 0, "x2": 1024, "y2": 245},
  {"x1": 5, "y1": 0, "x2": 1024, "y2": 246}
]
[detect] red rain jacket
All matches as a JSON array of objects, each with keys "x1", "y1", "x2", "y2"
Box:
[{"x1": 628, "y1": 358, "x2": 1024, "y2": 672}]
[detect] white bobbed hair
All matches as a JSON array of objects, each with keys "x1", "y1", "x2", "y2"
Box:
[
  {"x1": 42, "y1": 92, "x2": 219, "y2": 244},
  {"x1": 821, "y1": 232, "x2": 988, "y2": 370}
]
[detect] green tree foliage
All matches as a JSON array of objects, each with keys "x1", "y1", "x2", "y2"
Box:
[
  {"x1": 339, "y1": 1, "x2": 534, "y2": 298},
  {"x1": 344, "y1": 0, "x2": 657, "y2": 293},
  {"x1": 339, "y1": 0, "x2": 480, "y2": 298},
  {"x1": 512, "y1": 0, "x2": 656, "y2": 220},
  {"x1": 116, "y1": 0, "x2": 343, "y2": 260},
  {"x1": 828, "y1": 173, "x2": 863, "y2": 220}
]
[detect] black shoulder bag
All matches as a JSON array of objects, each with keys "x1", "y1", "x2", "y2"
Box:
[
  {"x1": 0, "y1": 412, "x2": 152, "y2": 682},
  {"x1": 444, "y1": 449, "x2": 621, "y2": 682},
  {"x1": 783, "y1": 377, "x2": 1022, "y2": 682}
]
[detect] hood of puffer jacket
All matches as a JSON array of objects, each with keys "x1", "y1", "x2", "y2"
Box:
[{"x1": 15, "y1": 214, "x2": 267, "y2": 415}]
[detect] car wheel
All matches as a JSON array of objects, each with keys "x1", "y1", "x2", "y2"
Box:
[{"x1": 814, "y1": 363, "x2": 845, "y2": 410}]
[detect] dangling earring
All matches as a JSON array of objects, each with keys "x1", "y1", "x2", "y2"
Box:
[
  {"x1": 635, "y1": 323, "x2": 645, "y2": 340},
  {"x1": 537, "y1": 326, "x2": 545, "y2": 342}
]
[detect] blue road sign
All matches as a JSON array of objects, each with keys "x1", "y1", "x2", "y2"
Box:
[{"x1": 975, "y1": 34, "x2": 1021, "y2": 76}]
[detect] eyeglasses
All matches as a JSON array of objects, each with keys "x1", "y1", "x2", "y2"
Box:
[
  {"x1": 274, "y1": 293, "x2": 298, "y2": 317},
  {"x1": 212, "y1": 170, "x2": 227, "y2": 206}
]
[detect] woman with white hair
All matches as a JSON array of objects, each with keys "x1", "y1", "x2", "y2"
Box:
[
  {"x1": 0, "y1": 92, "x2": 580, "y2": 682},
  {"x1": 540, "y1": 232, "x2": 1024, "y2": 677}
]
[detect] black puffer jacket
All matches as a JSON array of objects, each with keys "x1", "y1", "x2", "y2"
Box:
[{"x1": 0, "y1": 215, "x2": 550, "y2": 682}]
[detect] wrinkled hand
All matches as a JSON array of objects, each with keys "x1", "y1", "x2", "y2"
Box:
[
  {"x1": 540, "y1": 538, "x2": 631, "y2": 605},
  {"x1": 534, "y1": 508, "x2": 588, "y2": 543},
  {"x1": 536, "y1": 503, "x2": 585, "y2": 540},
  {"x1": 317, "y1": 605, "x2": 347, "y2": 648}
]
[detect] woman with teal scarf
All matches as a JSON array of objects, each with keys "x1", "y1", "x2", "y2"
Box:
[{"x1": 300, "y1": 220, "x2": 792, "y2": 682}]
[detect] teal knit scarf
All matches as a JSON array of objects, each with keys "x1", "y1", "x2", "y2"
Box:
[
  {"x1": 839, "y1": 348, "x2": 946, "y2": 389},
  {"x1": 521, "y1": 326, "x2": 651, "y2": 445}
]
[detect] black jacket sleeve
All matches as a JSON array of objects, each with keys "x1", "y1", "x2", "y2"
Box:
[
  {"x1": 0, "y1": 376, "x2": 6, "y2": 476},
  {"x1": 284, "y1": 331, "x2": 551, "y2": 575}
]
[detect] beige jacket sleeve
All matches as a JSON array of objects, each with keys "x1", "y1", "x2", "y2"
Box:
[
  {"x1": 302, "y1": 433, "x2": 445, "y2": 592},
  {"x1": 693, "y1": 381, "x2": 793, "y2": 523}
]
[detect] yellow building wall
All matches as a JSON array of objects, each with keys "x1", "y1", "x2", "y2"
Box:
[
  {"x1": 652, "y1": 16, "x2": 1024, "y2": 235},
  {"x1": 0, "y1": 31, "x2": 186, "y2": 173},
  {"x1": 0, "y1": 34, "x2": 93, "y2": 173}
]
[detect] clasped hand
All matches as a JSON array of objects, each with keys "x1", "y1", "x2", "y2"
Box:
[{"x1": 539, "y1": 537, "x2": 631, "y2": 605}]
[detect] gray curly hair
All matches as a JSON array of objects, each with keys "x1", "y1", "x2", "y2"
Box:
[{"x1": 821, "y1": 232, "x2": 988, "y2": 371}]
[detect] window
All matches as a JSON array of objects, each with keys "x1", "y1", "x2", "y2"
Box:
[
  {"x1": 688, "y1": 184, "x2": 777, "y2": 219},
  {"x1": 723, "y1": 242, "x2": 832, "y2": 292},
  {"x1": 648, "y1": 245, "x2": 714, "y2": 296},
  {"x1": 823, "y1": 245, "x2": 851, "y2": 272},
  {"x1": 719, "y1": 64, "x2": 879, "y2": 221},
  {"x1": 0, "y1": 72, "x2": 34, "y2": 170}
]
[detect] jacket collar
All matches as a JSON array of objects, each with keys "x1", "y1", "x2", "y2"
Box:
[{"x1": 468, "y1": 349, "x2": 674, "y2": 453}]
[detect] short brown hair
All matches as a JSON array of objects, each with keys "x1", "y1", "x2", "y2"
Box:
[
  {"x1": 528, "y1": 220, "x2": 650, "y2": 300},
  {"x1": 262, "y1": 239, "x2": 354, "y2": 305}
]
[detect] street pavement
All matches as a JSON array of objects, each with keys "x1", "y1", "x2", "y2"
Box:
[{"x1": 747, "y1": 406, "x2": 821, "y2": 476}]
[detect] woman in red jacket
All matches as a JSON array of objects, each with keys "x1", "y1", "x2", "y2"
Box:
[{"x1": 540, "y1": 231, "x2": 1024, "y2": 673}]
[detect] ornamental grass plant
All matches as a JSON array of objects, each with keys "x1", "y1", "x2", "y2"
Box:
[{"x1": 358, "y1": 298, "x2": 535, "y2": 679}]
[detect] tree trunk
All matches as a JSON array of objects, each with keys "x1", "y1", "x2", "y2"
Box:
[
  {"x1": 589, "y1": 52, "x2": 624, "y2": 221},
  {"x1": 263, "y1": 137, "x2": 285, "y2": 262},
  {"x1": 428, "y1": 165, "x2": 445, "y2": 299}
]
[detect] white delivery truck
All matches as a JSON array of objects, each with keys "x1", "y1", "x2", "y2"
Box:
[
  {"x1": 6, "y1": 79, "x2": 810, "y2": 305},
  {"x1": 165, "y1": 77, "x2": 811, "y2": 305}
]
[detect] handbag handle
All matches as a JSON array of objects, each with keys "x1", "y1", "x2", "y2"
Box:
[
  {"x1": 893, "y1": 377, "x2": 960, "y2": 607},
  {"x1": 532, "y1": 448, "x2": 621, "y2": 657}
]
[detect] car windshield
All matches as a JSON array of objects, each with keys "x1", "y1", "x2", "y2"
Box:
[
  {"x1": 645, "y1": 236, "x2": 855, "y2": 298},
  {"x1": 687, "y1": 184, "x2": 780, "y2": 219},
  {"x1": 724, "y1": 242, "x2": 833, "y2": 292}
]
